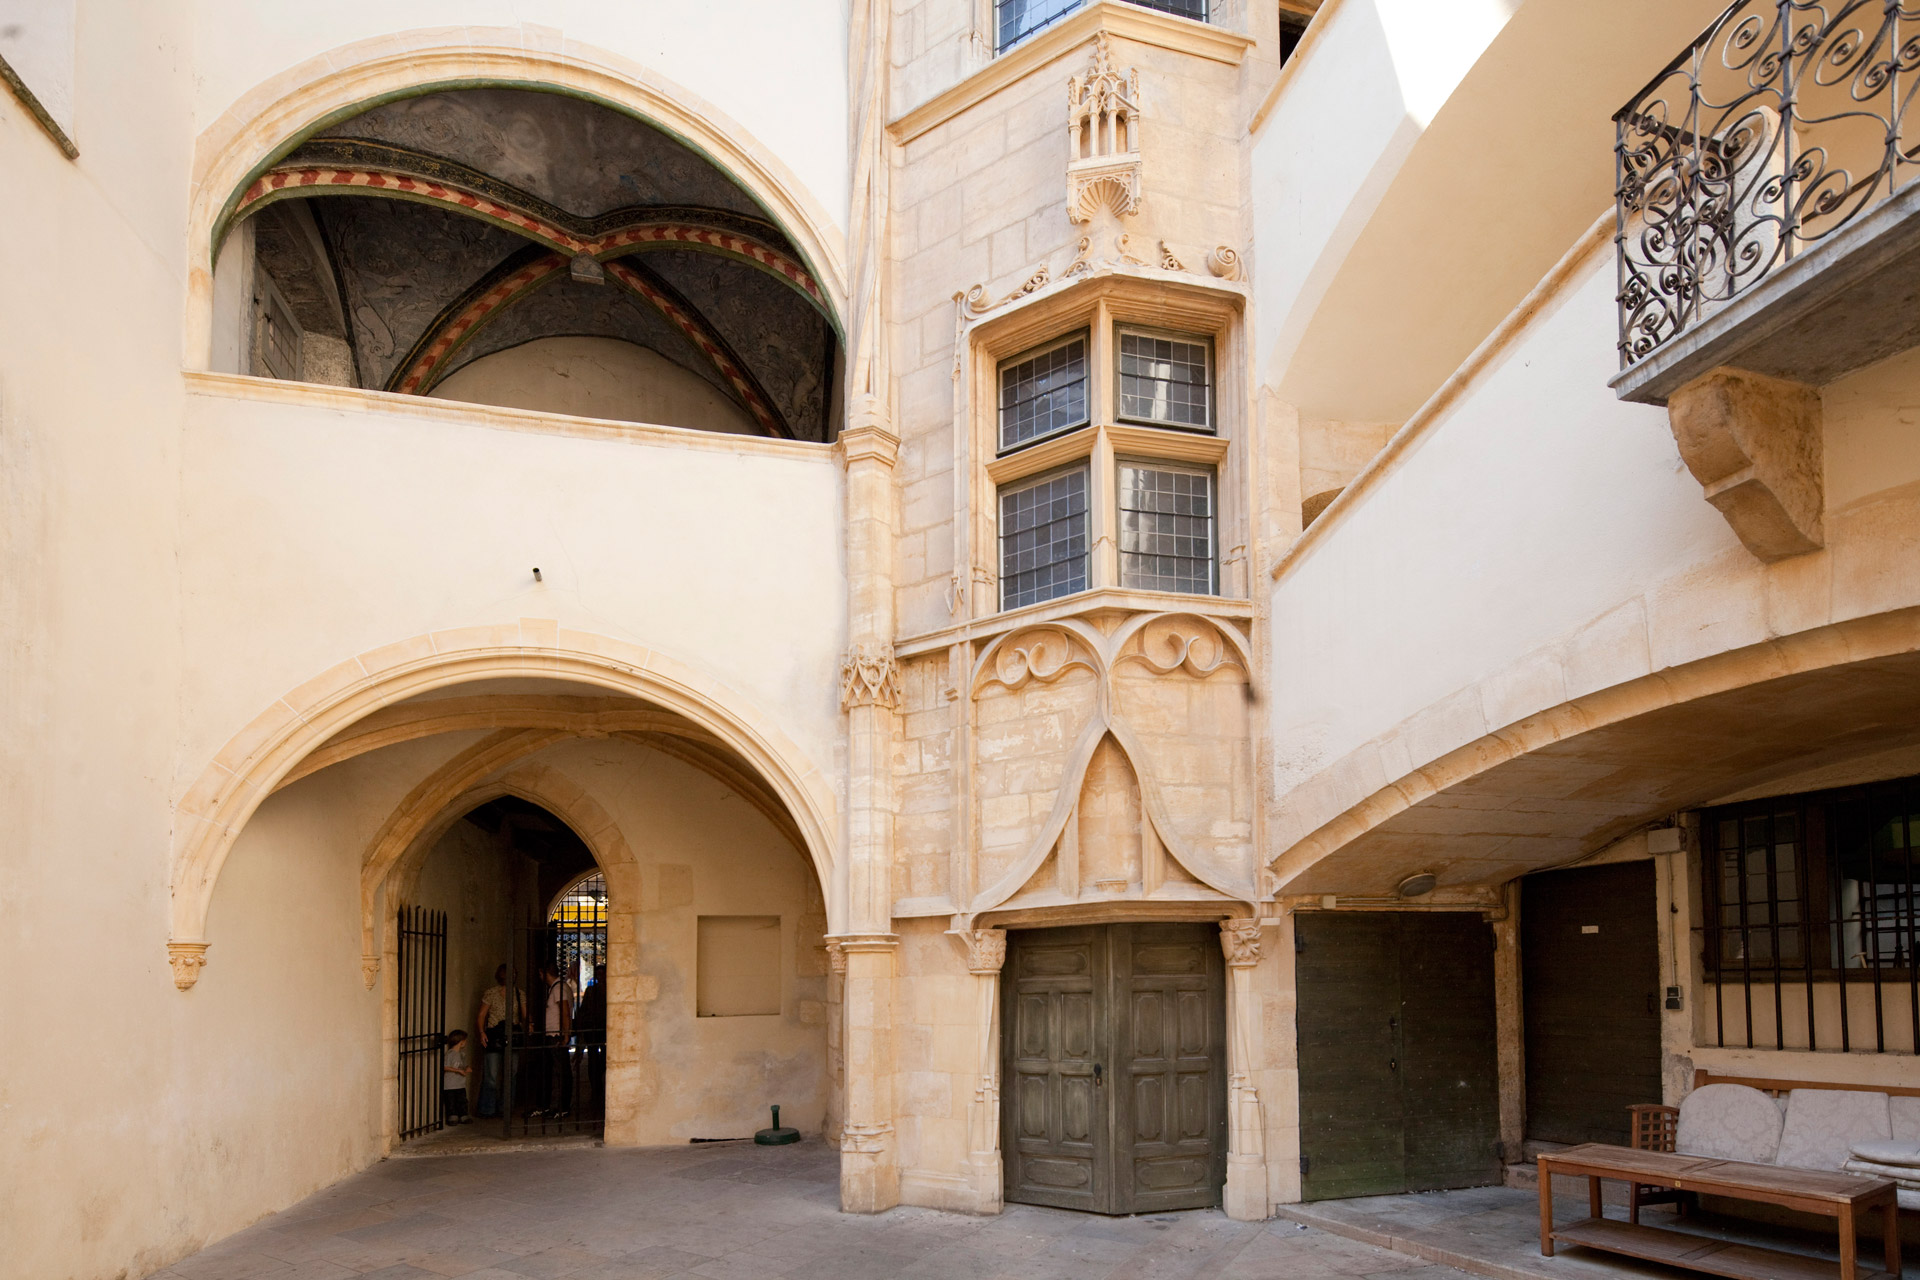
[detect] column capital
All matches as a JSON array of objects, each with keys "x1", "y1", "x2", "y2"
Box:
[
  {"x1": 840, "y1": 642, "x2": 899, "y2": 711},
  {"x1": 825, "y1": 940, "x2": 848, "y2": 975},
  {"x1": 958, "y1": 927, "x2": 1007, "y2": 974},
  {"x1": 838, "y1": 417, "x2": 900, "y2": 469},
  {"x1": 1220, "y1": 917, "x2": 1262, "y2": 968}
]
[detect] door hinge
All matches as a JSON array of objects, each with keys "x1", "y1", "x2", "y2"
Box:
[{"x1": 1299, "y1": 1155, "x2": 1310, "y2": 1176}]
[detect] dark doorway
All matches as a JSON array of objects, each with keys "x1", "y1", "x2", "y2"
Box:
[
  {"x1": 1002, "y1": 922, "x2": 1228, "y2": 1214},
  {"x1": 1296, "y1": 912, "x2": 1501, "y2": 1200},
  {"x1": 1522, "y1": 861, "x2": 1661, "y2": 1146}
]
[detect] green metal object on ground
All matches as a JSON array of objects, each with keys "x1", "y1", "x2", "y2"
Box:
[{"x1": 754, "y1": 1105, "x2": 800, "y2": 1145}]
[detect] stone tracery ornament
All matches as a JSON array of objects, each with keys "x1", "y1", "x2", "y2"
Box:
[
  {"x1": 1067, "y1": 34, "x2": 1143, "y2": 225},
  {"x1": 840, "y1": 642, "x2": 899, "y2": 710},
  {"x1": 1220, "y1": 917, "x2": 1261, "y2": 967}
]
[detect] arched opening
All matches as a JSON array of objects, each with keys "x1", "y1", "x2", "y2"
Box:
[
  {"x1": 210, "y1": 84, "x2": 840, "y2": 440},
  {"x1": 398, "y1": 796, "x2": 609, "y2": 1143}
]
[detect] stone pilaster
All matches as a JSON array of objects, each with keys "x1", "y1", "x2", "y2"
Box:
[
  {"x1": 1220, "y1": 917, "x2": 1269, "y2": 1221},
  {"x1": 824, "y1": 941, "x2": 847, "y2": 1144},
  {"x1": 838, "y1": 935, "x2": 900, "y2": 1212},
  {"x1": 961, "y1": 928, "x2": 1008, "y2": 1210}
]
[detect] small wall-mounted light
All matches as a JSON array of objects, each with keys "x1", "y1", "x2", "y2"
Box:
[
  {"x1": 532, "y1": 567, "x2": 543, "y2": 582},
  {"x1": 1397, "y1": 872, "x2": 1438, "y2": 898}
]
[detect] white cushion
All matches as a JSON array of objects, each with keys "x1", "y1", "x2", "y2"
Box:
[
  {"x1": 1842, "y1": 1157, "x2": 1920, "y2": 1186},
  {"x1": 1677, "y1": 1084, "x2": 1785, "y2": 1164},
  {"x1": 1850, "y1": 1139, "x2": 1920, "y2": 1168},
  {"x1": 1777, "y1": 1090, "x2": 1891, "y2": 1171},
  {"x1": 1891, "y1": 1097, "x2": 1920, "y2": 1144}
]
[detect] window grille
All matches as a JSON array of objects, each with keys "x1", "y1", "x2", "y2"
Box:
[
  {"x1": 1118, "y1": 330, "x2": 1211, "y2": 430},
  {"x1": 1698, "y1": 776, "x2": 1920, "y2": 1053},
  {"x1": 1117, "y1": 464, "x2": 1215, "y2": 594},
  {"x1": 1000, "y1": 466, "x2": 1089, "y2": 609},
  {"x1": 996, "y1": 0, "x2": 1207, "y2": 53},
  {"x1": 999, "y1": 334, "x2": 1090, "y2": 452}
]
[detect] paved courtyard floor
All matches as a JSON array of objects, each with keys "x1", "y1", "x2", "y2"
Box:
[{"x1": 150, "y1": 1141, "x2": 1472, "y2": 1280}]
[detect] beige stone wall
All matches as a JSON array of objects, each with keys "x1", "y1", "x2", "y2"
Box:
[{"x1": 891, "y1": 918, "x2": 980, "y2": 1209}]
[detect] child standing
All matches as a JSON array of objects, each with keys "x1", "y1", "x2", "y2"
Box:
[{"x1": 442, "y1": 1029, "x2": 473, "y2": 1125}]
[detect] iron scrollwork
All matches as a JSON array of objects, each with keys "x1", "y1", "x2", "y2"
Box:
[{"x1": 1616, "y1": 0, "x2": 1920, "y2": 367}]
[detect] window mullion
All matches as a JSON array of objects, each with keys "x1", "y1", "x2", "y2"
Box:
[{"x1": 1091, "y1": 427, "x2": 1117, "y2": 590}]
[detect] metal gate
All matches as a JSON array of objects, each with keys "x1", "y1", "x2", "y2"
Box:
[
  {"x1": 504, "y1": 878, "x2": 608, "y2": 1138},
  {"x1": 397, "y1": 904, "x2": 448, "y2": 1141}
]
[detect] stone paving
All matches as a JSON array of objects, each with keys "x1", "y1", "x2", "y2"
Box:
[{"x1": 150, "y1": 1141, "x2": 1471, "y2": 1280}]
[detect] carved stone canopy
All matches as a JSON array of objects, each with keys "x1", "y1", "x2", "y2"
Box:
[{"x1": 1067, "y1": 34, "x2": 1142, "y2": 226}]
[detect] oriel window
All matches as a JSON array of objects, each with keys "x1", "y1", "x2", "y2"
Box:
[
  {"x1": 1117, "y1": 329, "x2": 1211, "y2": 430},
  {"x1": 999, "y1": 334, "x2": 1090, "y2": 452},
  {"x1": 1000, "y1": 465, "x2": 1090, "y2": 609},
  {"x1": 1118, "y1": 463, "x2": 1216, "y2": 594}
]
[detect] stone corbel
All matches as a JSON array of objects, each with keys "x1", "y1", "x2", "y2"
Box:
[
  {"x1": 168, "y1": 940, "x2": 210, "y2": 991},
  {"x1": 840, "y1": 642, "x2": 900, "y2": 711},
  {"x1": 1219, "y1": 917, "x2": 1269, "y2": 1221},
  {"x1": 361, "y1": 954, "x2": 382, "y2": 990},
  {"x1": 1666, "y1": 367, "x2": 1824, "y2": 562}
]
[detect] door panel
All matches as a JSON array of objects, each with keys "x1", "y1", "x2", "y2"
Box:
[
  {"x1": 1399, "y1": 913, "x2": 1502, "y2": 1192},
  {"x1": 1297, "y1": 914, "x2": 1405, "y2": 1200},
  {"x1": 1297, "y1": 912, "x2": 1501, "y2": 1201},
  {"x1": 1004, "y1": 927, "x2": 1107, "y2": 1211},
  {"x1": 1003, "y1": 923, "x2": 1225, "y2": 1214},
  {"x1": 1523, "y1": 862, "x2": 1661, "y2": 1145},
  {"x1": 1113, "y1": 923, "x2": 1226, "y2": 1214}
]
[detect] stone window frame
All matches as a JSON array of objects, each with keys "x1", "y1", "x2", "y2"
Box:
[{"x1": 967, "y1": 276, "x2": 1242, "y2": 621}]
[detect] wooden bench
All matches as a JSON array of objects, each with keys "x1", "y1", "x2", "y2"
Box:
[{"x1": 1538, "y1": 1144, "x2": 1901, "y2": 1280}]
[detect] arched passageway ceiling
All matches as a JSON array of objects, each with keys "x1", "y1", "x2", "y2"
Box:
[
  {"x1": 226, "y1": 87, "x2": 836, "y2": 440},
  {"x1": 1270, "y1": 0, "x2": 1727, "y2": 422},
  {"x1": 1271, "y1": 630, "x2": 1920, "y2": 899}
]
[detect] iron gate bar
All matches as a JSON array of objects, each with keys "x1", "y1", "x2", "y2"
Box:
[{"x1": 396, "y1": 905, "x2": 448, "y2": 1141}]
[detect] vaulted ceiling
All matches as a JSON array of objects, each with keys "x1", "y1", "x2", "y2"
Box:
[{"x1": 232, "y1": 87, "x2": 839, "y2": 441}]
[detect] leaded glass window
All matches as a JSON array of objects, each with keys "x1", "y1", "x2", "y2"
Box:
[
  {"x1": 1118, "y1": 464, "x2": 1215, "y2": 594},
  {"x1": 996, "y1": 0, "x2": 1207, "y2": 54},
  {"x1": 1000, "y1": 466, "x2": 1089, "y2": 609},
  {"x1": 1118, "y1": 330, "x2": 1211, "y2": 430},
  {"x1": 999, "y1": 334, "x2": 1089, "y2": 452}
]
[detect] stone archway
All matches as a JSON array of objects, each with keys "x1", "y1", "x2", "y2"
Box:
[
  {"x1": 184, "y1": 27, "x2": 848, "y2": 373},
  {"x1": 166, "y1": 624, "x2": 840, "y2": 989}
]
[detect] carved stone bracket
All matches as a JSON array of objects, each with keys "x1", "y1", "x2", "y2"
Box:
[
  {"x1": 960, "y1": 927, "x2": 1008, "y2": 973},
  {"x1": 826, "y1": 939, "x2": 848, "y2": 976},
  {"x1": 361, "y1": 954, "x2": 382, "y2": 989},
  {"x1": 1220, "y1": 916, "x2": 1262, "y2": 967},
  {"x1": 1667, "y1": 366, "x2": 1824, "y2": 561},
  {"x1": 168, "y1": 940, "x2": 210, "y2": 991},
  {"x1": 840, "y1": 642, "x2": 900, "y2": 711}
]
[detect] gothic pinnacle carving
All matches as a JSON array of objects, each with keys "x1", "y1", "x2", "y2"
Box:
[{"x1": 1067, "y1": 34, "x2": 1143, "y2": 225}]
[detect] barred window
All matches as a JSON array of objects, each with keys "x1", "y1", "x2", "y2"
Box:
[
  {"x1": 1000, "y1": 466, "x2": 1089, "y2": 609},
  {"x1": 1118, "y1": 464, "x2": 1215, "y2": 594},
  {"x1": 996, "y1": 0, "x2": 1207, "y2": 53},
  {"x1": 1711, "y1": 808, "x2": 1806, "y2": 969},
  {"x1": 1118, "y1": 330, "x2": 1211, "y2": 430},
  {"x1": 999, "y1": 335, "x2": 1089, "y2": 452}
]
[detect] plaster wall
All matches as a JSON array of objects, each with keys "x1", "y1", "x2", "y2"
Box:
[
  {"x1": 187, "y1": 3, "x2": 852, "y2": 235},
  {"x1": 174, "y1": 381, "x2": 847, "y2": 787},
  {"x1": 429, "y1": 337, "x2": 763, "y2": 436},
  {"x1": 1266, "y1": 246, "x2": 1920, "y2": 861}
]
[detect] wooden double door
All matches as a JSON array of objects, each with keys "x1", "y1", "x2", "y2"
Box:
[
  {"x1": 1296, "y1": 912, "x2": 1502, "y2": 1201},
  {"x1": 1002, "y1": 923, "x2": 1228, "y2": 1214}
]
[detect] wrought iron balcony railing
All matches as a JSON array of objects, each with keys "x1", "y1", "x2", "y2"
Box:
[{"x1": 1615, "y1": 1, "x2": 1920, "y2": 370}]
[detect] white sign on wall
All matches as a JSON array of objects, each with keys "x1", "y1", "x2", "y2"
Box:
[{"x1": 0, "y1": 0, "x2": 77, "y2": 147}]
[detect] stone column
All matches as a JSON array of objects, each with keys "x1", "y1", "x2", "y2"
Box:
[
  {"x1": 823, "y1": 941, "x2": 846, "y2": 1144},
  {"x1": 1220, "y1": 917, "x2": 1269, "y2": 1221},
  {"x1": 838, "y1": 934, "x2": 899, "y2": 1211},
  {"x1": 961, "y1": 928, "x2": 1008, "y2": 1210}
]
